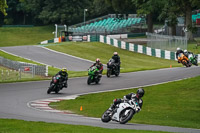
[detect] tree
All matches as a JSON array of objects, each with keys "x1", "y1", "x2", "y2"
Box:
[
  {"x1": 133, "y1": 0, "x2": 165, "y2": 33},
  {"x1": 0, "y1": 0, "x2": 8, "y2": 16},
  {"x1": 105, "y1": 0, "x2": 136, "y2": 14},
  {"x1": 158, "y1": 0, "x2": 181, "y2": 35},
  {"x1": 180, "y1": 0, "x2": 200, "y2": 40}
]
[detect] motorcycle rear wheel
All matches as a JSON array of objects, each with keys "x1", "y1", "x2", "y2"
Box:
[
  {"x1": 101, "y1": 109, "x2": 111, "y2": 123},
  {"x1": 119, "y1": 109, "x2": 134, "y2": 124},
  {"x1": 115, "y1": 71, "x2": 119, "y2": 77}
]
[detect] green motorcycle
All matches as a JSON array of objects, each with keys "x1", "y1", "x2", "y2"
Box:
[
  {"x1": 188, "y1": 54, "x2": 198, "y2": 66},
  {"x1": 87, "y1": 66, "x2": 101, "y2": 85}
]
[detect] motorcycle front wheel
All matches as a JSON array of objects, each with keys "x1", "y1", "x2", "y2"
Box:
[
  {"x1": 106, "y1": 69, "x2": 111, "y2": 77},
  {"x1": 87, "y1": 76, "x2": 92, "y2": 85},
  {"x1": 119, "y1": 109, "x2": 134, "y2": 124},
  {"x1": 101, "y1": 109, "x2": 111, "y2": 123},
  {"x1": 47, "y1": 84, "x2": 54, "y2": 94}
]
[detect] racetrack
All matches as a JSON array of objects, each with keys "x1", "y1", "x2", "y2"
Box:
[
  {"x1": 0, "y1": 46, "x2": 200, "y2": 133},
  {"x1": 1, "y1": 67, "x2": 200, "y2": 133}
]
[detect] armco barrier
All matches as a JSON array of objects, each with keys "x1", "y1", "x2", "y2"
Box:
[{"x1": 100, "y1": 35, "x2": 200, "y2": 63}]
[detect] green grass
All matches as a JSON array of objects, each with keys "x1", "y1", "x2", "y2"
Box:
[
  {"x1": 46, "y1": 42, "x2": 182, "y2": 73},
  {"x1": 49, "y1": 76, "x2": 200, "y2": 129},
  {"x1": 0, "y1": 26, "x2": 54, "y2": 47},
  {"x1": 0, "y1": 119, "x2": 174, "y2": 133},
  {"x1": 187, "y1": 41, "x2": 200, "y2": 54}
]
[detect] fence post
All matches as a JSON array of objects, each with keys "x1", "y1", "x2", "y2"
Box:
[{"x1": 45, "y1": 65, "x2": 48, "y2": 77}]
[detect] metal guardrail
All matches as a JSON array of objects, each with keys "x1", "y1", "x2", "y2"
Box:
[{"x1": 0, "y1": 57, "x2": 48, "y2": 76}]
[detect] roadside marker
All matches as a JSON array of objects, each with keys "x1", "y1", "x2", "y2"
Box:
[{"x1": 80, "y1": 106, "x2": 83, "y2": 111}]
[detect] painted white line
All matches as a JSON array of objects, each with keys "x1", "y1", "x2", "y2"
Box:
[
  {"x1": 38, "y1": 46, "x2": 107, "y2": 67},
  {"x1": 43, "y1": 110, "x2": 64, "y2": 113},
  {"x1": 31, "y1": 104, "x2": 49, "y2": 107},
  {"x1": 32, "y1": 102, "x2": 50, "y2": 104},
  {"x1": 38, "y1": 46, "x2": 94, "y2": 63},
  {"x1": 34, "y1": 106, "x2": 53, "y2": 109}
]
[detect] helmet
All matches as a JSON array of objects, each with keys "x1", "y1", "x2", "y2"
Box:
[
  {"x1": 184, "y1": 49, "x2": 187, "y2": 53},
  {"x1": 61, "y1": 68, "x2": 67, "y2": 73},
  {"x1": 96, "y1": 58, "x2": 100, "y2": 63},
  {"x1": 113, "y1": 52, "x2": 118, "y2": 55},
  {"x1": 137, "y1": 88, "x2": 145, "y2": 98},
  {"x1": 177, "y1": 47, "x2": 180, "y2": 51}
]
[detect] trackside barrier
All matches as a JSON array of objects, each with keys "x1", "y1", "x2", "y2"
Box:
[
  {"x1": 40, "y1": 35, "x2": 99, "y2": 44},
  {"x1": 0, "y1": 57, "x2": 48, "y2": 76},
  {"x1": 100, "y1": 35, "x2": 200, "y2": 63}
]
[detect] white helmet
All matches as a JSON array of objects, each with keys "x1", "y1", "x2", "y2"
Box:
[
  {"x1": 177, "y1": 47, "x2": 180, "y2": 51},
  {"x1": 113, "y1": 52, "x2": 118, "y2": 55},
  {"x1": 184, "y1": 49, "x2": 187, "y2": 53}
]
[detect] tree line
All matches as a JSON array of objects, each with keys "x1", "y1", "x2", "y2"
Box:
[{"x1": 0, "y1": 0, "x2": 200, "y2": 39}]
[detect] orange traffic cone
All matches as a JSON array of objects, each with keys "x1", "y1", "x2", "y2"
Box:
[{"x1": 80, "y1": 106, "x2": 83, "y2": 111}]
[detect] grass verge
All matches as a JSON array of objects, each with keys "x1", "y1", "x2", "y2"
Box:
[
  {"x1": 49, "y1": 76, "x2": 200, "y2": 129},
  {"x1": 46, "y1": 42, "x2": 182, "y2": 73},
  {"x1": 0, "y1": 119, "x2": 173, "y2": 133}
]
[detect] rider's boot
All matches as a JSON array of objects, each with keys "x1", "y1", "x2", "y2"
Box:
[{"x1": 108, "y1": 104, "x2": 115, "y2": 111}]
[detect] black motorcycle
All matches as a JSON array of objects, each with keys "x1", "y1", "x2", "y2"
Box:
[
  {"x1": 47, "y1": 75, "x2": 65, "y2": 94},
  {"x1": 107, "y1": 59, "x2": 120, "y2": 77}
]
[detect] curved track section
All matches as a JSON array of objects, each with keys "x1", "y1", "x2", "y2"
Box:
[
  {"x1": 0, "y1": 46, "x2": 93, "y2": 71},
  {"x1": 1, "y1": 67, "x2": 200, "y2": 133}
]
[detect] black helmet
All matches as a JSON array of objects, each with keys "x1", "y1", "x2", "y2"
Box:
[{"x1": 137, "y1": 88, "x2": 145, "y2": 98}]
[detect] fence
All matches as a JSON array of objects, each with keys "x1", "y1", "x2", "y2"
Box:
[
  {"x1": 1, "y1": 69, "x2": 20, "y2": 81},
  {"x1": 0, "y1": 57, "x2": 48, "y2": 76},
  {"x1": 146, "y1": 32, "x2": 187, "y2": 52},
  {"x1": 99, "y1": 35, "x2": 200, "y2": 63}
]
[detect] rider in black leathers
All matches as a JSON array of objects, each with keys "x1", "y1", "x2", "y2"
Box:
[
  {"x1": 56, "y1": 68, "x2": 68, "y2": 88},
  {"x1": 109, "y1": 88, "x2": 145, "y2": 113},
  {"x1": 112, "y1": 52, "x2": 120, "y2": 72}
]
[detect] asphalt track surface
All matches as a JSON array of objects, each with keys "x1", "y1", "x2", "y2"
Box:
[
  {"x1": 1, "y1": 46, "x2": 200, "y2": 133},
  {"x1": 0, "y1": 45, "x2": 93, "y2": 71}
]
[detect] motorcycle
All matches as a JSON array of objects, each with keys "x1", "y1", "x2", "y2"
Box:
[
  {"x1": 101, "y1": 99, "x2": 140, "y2": 124},
  {"x1": 178, "y1": 53, "x2": 192, "y2": 67},
  {"x1": 107, "y1": 59, "x2": 120, "y2": 77},
  {"x1": 87, "y1": 66, "x2": 101, "y2": 85},
  {"x1": 47, "y1": 75, "x2": 64, "y2": 94},
  {"x1": 188, "y1": 54, "x2": 198, "y2": 66}
]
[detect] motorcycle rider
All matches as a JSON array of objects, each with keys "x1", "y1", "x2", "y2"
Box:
[
  {"x1": 176, "y1": 47, "x2": 184, "y2": 63},
  {"x1": 184, "y1": 49, "x2": 194, "y2": 58},
  {"x1": 56, "y1": 68, "x2": 68, "y2": 88},
  {"x1": 112, "y1": 52, "x2": 120, "y2": 71},
  {"x1": 109, "y1": 88, "x2": 145, "y2": 113},
  {"x1": 90, "y1": 58, "x2": 103, "y2": 74}
]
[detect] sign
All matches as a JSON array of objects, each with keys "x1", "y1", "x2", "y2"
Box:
[
  {"x1": 68, "y1": 36, "x2": 87, "y2": 41},
  {"x1": 24, "y1": 67, "x2": 30, "y2": 71}
]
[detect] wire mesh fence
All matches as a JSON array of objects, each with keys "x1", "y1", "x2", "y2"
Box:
[
  {"x1": 0, "y1": 57, "x2": 48, "y2": 78},
  {"x1": 146, "y1": 32, "x2": 187, "y2": 52}
]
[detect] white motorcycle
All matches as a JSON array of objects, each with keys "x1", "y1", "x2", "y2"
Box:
[{"x1": 101, "y1": 99, "x2": 140, "y2": 124}]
